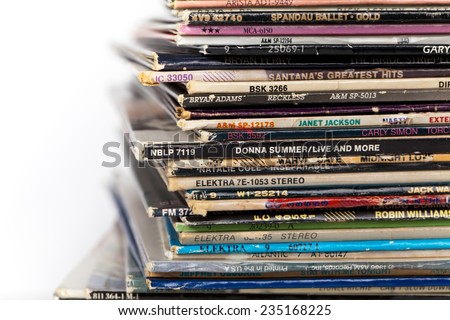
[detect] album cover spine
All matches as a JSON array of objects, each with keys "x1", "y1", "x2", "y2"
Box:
[
  {"x1": 202, "y1": 44, "x2": 450, "y2": 56},
  {"x1": 140, "y1": 68, "x2": 450, "y2": 85},
  {"x1": 156, "y1": 54, "x2": 450, "y2": 71},
  {"x1": 183, "y1": 10, "x2": 450, "y2": 25},
  {"x1": 147, "y1": 260, "x2": 450, "y2": 278},
  {"x1": 179, "y1": 89, "x2": 450, "y2": 108},
  {"x1": 178, "y1": 7, "x2": 450, "y2": 14},
  {"x1": 167, "y1": 170, "x2": 450, "y2": 191},
  {"x1": 157, "y1": 246, "x2": 450, "y2": 267},
  {"x1": 178, "y1": 207, "x2": 450, "y2": 226},
  {"x1": 186, "y1": 77, "x2": 450, "y2": 94},
  {"x1": 146, "y1": 137, "x2": 450, "y2": 161},
  {"x1": 168, "y1": 162, "x2": 450, "y2": 177},
  {"x1": 176, "y1": 218, "x2": 450, "y2": 233},
  {"x1": 185, "y1": 184, "x2": 450, "y2": 200},
  {"x1": 168, "y1": 153, "x2": 450, "y2": 169},
  {"x1": 172, "y1": 238, "x2": 450, "y2": 255},
  {"x1": 178, "y1": 225, "x2": 450, "y2": 244},
  {"x1": 179, "y1": 103, "x2": 450, "y2": 120},
  {"x1": 172, "y1": 0, "x2": 450, "y2": 10},
  {"x1": 179, "y1": 24, "x2": 450, "y2": 36},
  {"x1": 198, "y1": 125, "x2": 450, "y2": 141},
  {"x1": 148, "y1": 260, "x2": 450, "y2": 278},
  {"x1": 186, "y1": 194, "x2": 450, "y2": 215},
  {"x1": 176, "y1": 35, "x2": 450, "y2": 46},
  {"x1": 148, "y1": 276, "x2": 450, "y2": 290},
  {"x1": 177, "y1": 113, "x2": 450, "y2": 131}
]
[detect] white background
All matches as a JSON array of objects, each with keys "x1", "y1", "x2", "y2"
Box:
[{"x1": 0, "y1": 1, "x2": 165, "y2": 298}]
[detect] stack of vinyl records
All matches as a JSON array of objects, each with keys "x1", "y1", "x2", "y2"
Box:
[{"x1": 57, "y1": 1, "x2": 450, "y2": 299}]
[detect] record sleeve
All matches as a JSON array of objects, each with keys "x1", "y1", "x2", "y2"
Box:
[
  {"x1": 186, "y1": 194, "x2": 450, "y2": 215},
  {"x1": 178, "y1": 24, "x2": 450, "y2": 36},
  {"x1": 168, "y1": 162, "x2": 450, "y2": 177},
  {"x1": 186, "y1": 77, "x2": 450, "y2": 94},
  {"x1": 178, "y1": 103, "x2": 450, "y2": 120},
  {"x1": 185, "y1": 184, "x2": 450, "y2": 200},
  {"x1": 178, "y1": 113, "x2": 450, "y2": 131},
  {"x1": 168, "y1": 154, "x2": 450, "y2": 169},
  {"x1": 174, "y1": 6, "x2": 450, "y2": 14},
  {"x1": 147, "y1": 276, "x2": 450, "y2": 290},
  {"x1": 148, "y1": 136, "x2": 450, "y2": 161},
  {"x1": 139, "y1": 68, "x2": 450, "y2": 85},
  {"x1": 170, "y1": 0, "x2": 450, "y2": 10},
  {"x1": 182, "y1": 9, "x2": 450, "y2": 25},
  {"x1": 176, "y1": 35, "x2": 450, "y2": 46},
  {"x1": 179, "y1": 89, "x2": 450, "y2": 109},
  {"x1": 120, "y1": 45, "x2": 450, "y2": 71},
  {"x1": 197, "y1": 125, "x2": 450, "y2": 141},
  {"x1": 176, "y1": 207, "x2": 450, "y2": 228},
  {"x1": 176, "y1": 215, "x2": 450, "y2": 233},
  {"x1": 177, "y1": 225, "x2": 450, "y2": 244},
  {"x1": 202, "y1": 44, "x2": 450, "y2": 56},
  {"x1": 167, "y1": 170, "x2": 450, "y2": 191}
]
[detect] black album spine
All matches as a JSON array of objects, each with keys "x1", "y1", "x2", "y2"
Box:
[
  {"x1": 155, "y1": 54, "x2": 450, "y2": 71},
  {"x1": 202, "y1": 44, "x2": 450, "y2": 56},
  {"x1": 144, "y1": 137, "x2": 450, "y2": 160},
  {"x1": 179, "y1": 89, "x2": 450, "y2": 109},
  {"x1": 184, "y1": 10, "x2": 450, "y2": 25}
]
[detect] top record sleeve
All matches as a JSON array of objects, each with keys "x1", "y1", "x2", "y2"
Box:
[{"x1": 171, "y1": 0, "x2": 450, "y2": 9}]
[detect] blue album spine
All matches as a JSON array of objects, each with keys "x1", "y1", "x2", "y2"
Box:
[
  {"x1": 147, "y1": 276, "x2": 450, "y2": 290},
  {"x1": 173, "y1": 238, "x2": 450, "y2": 255}
]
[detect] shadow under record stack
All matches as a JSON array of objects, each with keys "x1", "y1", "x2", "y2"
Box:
[{"x1": 116, "y1": 0, "x2": 450, "y2": 297}]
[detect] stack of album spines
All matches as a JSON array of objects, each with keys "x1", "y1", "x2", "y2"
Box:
[{"x1": 121, "y1": 1, "x2": 450, "y2": 295}]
